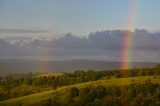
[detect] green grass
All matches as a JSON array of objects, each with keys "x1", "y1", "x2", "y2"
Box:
[
  {"x1": 35, "y1": 72, "x2": 64, "y2": 78},
  {"x1": 0, "y1": 76, "x2": 160, "y2": 106}
]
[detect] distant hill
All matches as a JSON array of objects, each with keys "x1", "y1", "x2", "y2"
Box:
[{"x1": 0, "y1": 59, "x2": 159, "y2": 75}]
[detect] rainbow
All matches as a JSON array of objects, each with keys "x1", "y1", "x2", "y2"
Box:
[
  {"x1": 42, "y1": 42, "x2": 51, "y2": 72},
  {"x1": 120, "y1": 1, "x2": 138, "y2": 103},
  {"x1": 121, "y1": 0, "x2": 138, "y2": 75}
]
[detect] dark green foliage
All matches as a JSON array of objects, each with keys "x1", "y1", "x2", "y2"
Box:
[
  {"x1": 94, "y1": 85, "x2": 106, "y2": 98},
  {"x1": 42, "y1": 98, "x2": 61, "y2": 106},
  {"x1": 40, "y1": 80, "x2": 159, "y2": 106},
  {"x1": 155, "y1": 86, "x2": 160, "y2": 98},
  {"x1": 0, "y1": 64, "x2": 160, "y2": 106},
  {"x1": 62, "y1": 82, "x2": 159, "y2": 106},
  {"x1": 127, "y1": 84, "x2": 137, "y2": 99},
  {"x1": 42, "y1": 99, "x2": 52, "y2": 106},
  {"x1": 69, "y1": 87, "x2": 79, "y2": 98}
]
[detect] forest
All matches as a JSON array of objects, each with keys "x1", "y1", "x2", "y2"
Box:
[{"x1": 0, "y1": 65, "x2": 160, "y2": 106}]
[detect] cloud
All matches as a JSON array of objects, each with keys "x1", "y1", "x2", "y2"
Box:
[
  {"x1": 0, "y1": 29, "x2": 160, "y2": 62},
  {"x1": 0, "y1": 28, "x2": 50, "y2": 34},
  {"x1": 0, "y1": 38, "x2": 10, "y2": 49},
  {"x1": 46, "y1": 29, "x2": 160, "y2": 50}
]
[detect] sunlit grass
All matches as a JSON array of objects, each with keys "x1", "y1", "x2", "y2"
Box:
[{"x1": 0, "y1": 76, "x2": 159, "y2": 106}]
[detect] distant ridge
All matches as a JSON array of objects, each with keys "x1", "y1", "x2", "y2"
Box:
[{"x1": 0, "y1": 59, "x2": 159, "y2": 75}]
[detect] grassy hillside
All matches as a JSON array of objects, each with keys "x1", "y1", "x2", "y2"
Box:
[
  {"x1": 0, "y1": 76, "x2": 159, "y2": 106},
  {"x1": 35, "y1": 72, "x2": 64, "y2": 78}
]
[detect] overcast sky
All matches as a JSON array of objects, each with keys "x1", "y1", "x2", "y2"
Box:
[{"x1": 0, "y1": 0, "x2": 160, "y2": 37}]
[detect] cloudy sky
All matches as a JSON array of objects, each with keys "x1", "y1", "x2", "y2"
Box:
[
  {"x1": 0, "y1": 30, "x2": 160, "y2": 62},
  {"x1": 0, "y1": 0, "x2": 160, "y2": 37},
  {"x1": 0, "y1": 0, "x2": 160, "y2": 62}
]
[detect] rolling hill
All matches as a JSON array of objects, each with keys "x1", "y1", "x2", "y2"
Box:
[{"x1": 0, "y1": 76, "x2": 159, "y2": 106}]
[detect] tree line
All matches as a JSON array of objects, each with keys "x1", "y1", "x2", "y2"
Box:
[{"x1": 0, "y1": 65, "x2": 160, "y2": 101}]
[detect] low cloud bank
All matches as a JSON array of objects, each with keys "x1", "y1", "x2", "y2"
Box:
[{"x1": 0, "y1": 29, "x2": 160, "y2": 62}]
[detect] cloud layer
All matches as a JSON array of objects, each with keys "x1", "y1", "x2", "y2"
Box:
[
  {"x1": 0, "y1": 29, "x2": 160, "y2": 62},
  {"x1": 0, "y1": 28, "x2": 50, "y2": 33}
]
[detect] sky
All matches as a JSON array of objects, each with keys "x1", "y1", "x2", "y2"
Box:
[
  {"x1": 0, "y1": 29, "x2": 160, "y2": 62},
  {"x1": 0, "y1": 0, "x2": 160, "y2": 37},
  {"x1": 0, "y1": 0, "x2": 160, "y2": 64}
]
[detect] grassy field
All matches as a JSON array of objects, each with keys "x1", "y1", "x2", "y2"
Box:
[
  {"x1": 0, "y1": 76, "x2": 160, "y2": 106},
  {"x1": 35, "y1": 72, "x2": 64, "y2": 78}
]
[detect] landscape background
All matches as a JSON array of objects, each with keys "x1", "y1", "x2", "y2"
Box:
[{"x1": 0, "y1": 29, "x2": 160, "y2": 74}]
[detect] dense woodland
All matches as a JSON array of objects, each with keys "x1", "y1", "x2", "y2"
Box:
[
  {"x1": 0, "y1": 65, "x2": 160, "y2": 106},
  {"x1": 41, "y1": 81, "x2": 160, "y2": 106}
]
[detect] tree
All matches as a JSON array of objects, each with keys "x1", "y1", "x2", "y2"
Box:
[
  {"x1": 69, "y1": 87, "x2": 79, "y2": 98},
  {"x1": 155, "y1": 86, "x2": 160, "y2": 98},
  {"x1": 128, "y1": 70, "x2": 136, "y2": 77},
  {"x1": 127, "y1": 85, "x2": 137, "y2": 99},
  {"x1": 42, "y1": 99, "x2": 52, "y2": 106},
  {"x1": 95, "y1": 85, "x2": 106, "y2": 98}
]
